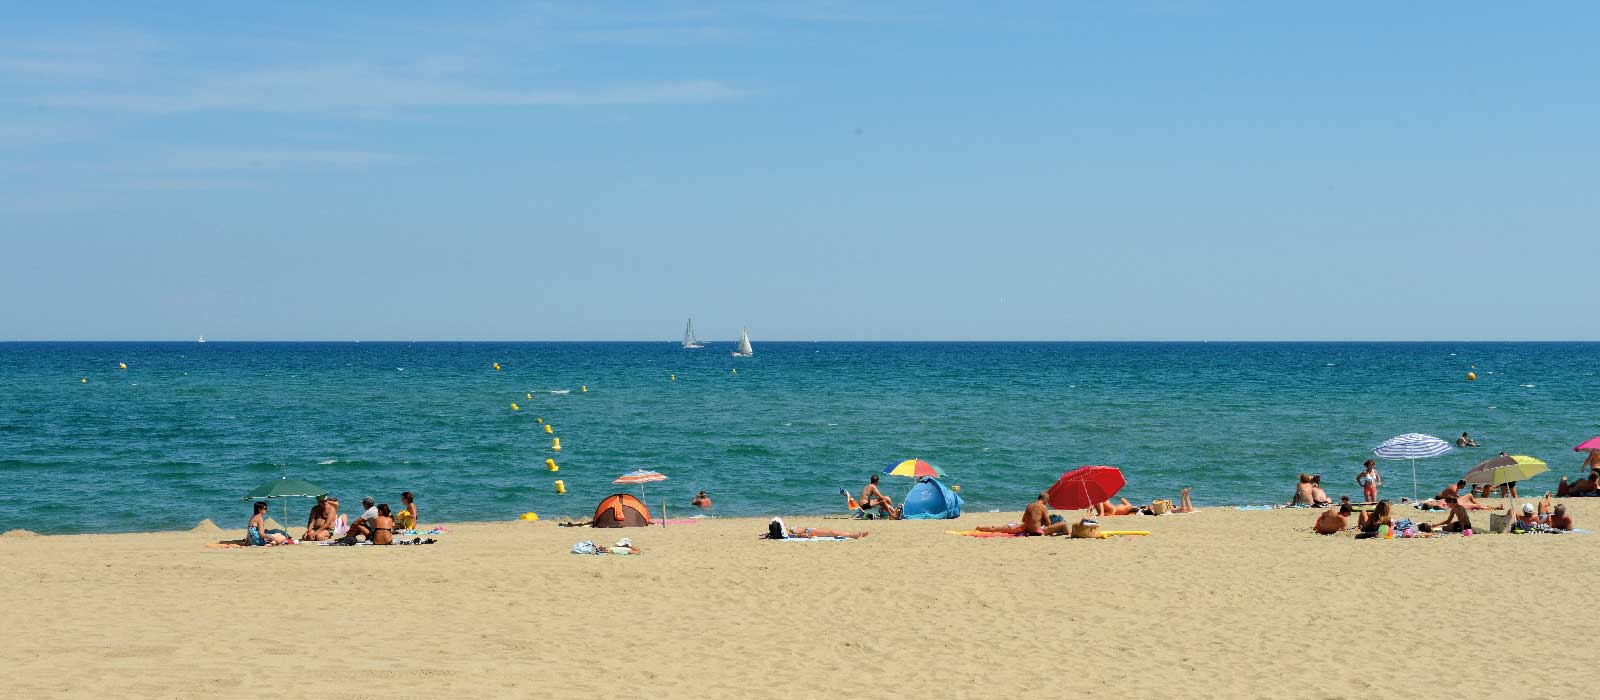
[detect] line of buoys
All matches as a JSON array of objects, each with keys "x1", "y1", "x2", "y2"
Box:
[
  {"x1": 551, "y1": 437, "x2": 561, "y2": 451},
  {"x1": 511, "y1": 402, "x2": 520, "y2": 411},
  {"x1": 546, "y1": 458, "x2": 559, "y2": 472},
  {"x1": 544, "y1": 424, "x2": 553, "y2": 434},
  {"x1": 554, "y1": 480, "x2": 566, "y2": 494}
]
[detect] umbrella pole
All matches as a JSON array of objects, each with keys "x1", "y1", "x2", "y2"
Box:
[{"x1": 1412, "y1": 459, "x2": 1418, "y2": 503}]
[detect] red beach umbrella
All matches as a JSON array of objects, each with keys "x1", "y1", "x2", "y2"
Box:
[{"x1": 1046, "y1": 466, "x2": 1125, "y2": 511}]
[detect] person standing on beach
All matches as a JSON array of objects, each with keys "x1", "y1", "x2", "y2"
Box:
[
  {"x1": 860, "y1": 475, "x2": 901, "y2": 519},
  {"x1": 1356, "y1": 461, "x2": 1381, "y2": 503}
]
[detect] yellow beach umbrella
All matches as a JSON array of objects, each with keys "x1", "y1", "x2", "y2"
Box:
[{"x1": 1463, "y1": 454, "x2": 1547, "y2": 487}]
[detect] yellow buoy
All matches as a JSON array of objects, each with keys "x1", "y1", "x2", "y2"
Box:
[
  {"x1": 118, "y1": 362, "x2": 127, "y2": 370},
  {"x1": 581, "y1": 385, "x2": 587, "y2": 393},
  {"x1": 544, "y1": 424, "x2": 553, "y2": 434},
  {"x1": 493, "y1": 362, "x2": 501, "y2": 371},
  {"x1": 551, "y1": 437, "x2": 561, "y2": 451},
  {"x1": 670, "y1": 374, "x2": 676, "y2": 381},
  {"x1": 546, "y1": 458, "x2": 559, "y2": 472},
  {"x1": 520, "y1": 511, "x2": 540, "y2": 521},
  {"x1": 536, "y1": 417, "x2": 543, "y2": 424},
  {"x1": 81, "y1": 377, "x2": 87, "y2": 383},
  {"x1": 526, "y1": 393, "x2": 532, "y2": 399},
  {"x1": 554, "y1": 480, "x2": 566, "y2": 494},
  {"x1": 731, "y1": 368, "x2": 736, "y2": 374},
  {"x1": 511, "y1": 402, "x2": 520, "y2": 411},
  {"x1": 1467, "y1": 372, "x2": 1476, "y2": 381},
  {"x1": 951, "y1": 485, "x2": 961, "y2": 492}
]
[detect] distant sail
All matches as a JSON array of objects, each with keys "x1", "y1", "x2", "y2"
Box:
[
  {"x1": 197, "y1": 335, "x2": 205, "y2": 343},
  {"x1": 682, "y1": 318, "x2": 704, "y2": 349},
  {"x1": 731, "y1": 328, "x2": 753, "y2": 357}
]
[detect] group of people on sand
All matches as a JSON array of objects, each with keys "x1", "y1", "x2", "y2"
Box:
[
  {"x1": 1314, "y1": 486, "x2": 1575, "y2": 537},
  {"x1": 244, "y1": 491, "x2": 418, "y2": 546},
  {"x1": 1556, "y1": 450, "x2": 1600, "y2": 497},
  {"x1": 970, "y1": 488, "x2": 1197, "y2": 536}
]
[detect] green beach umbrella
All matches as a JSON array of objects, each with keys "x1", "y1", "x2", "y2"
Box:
[
  {"x1": 242, "y1": 477, "x2": 326, "y2": 528},
  {"x1": 1463, "y1": 454, "x2": 1547, "y2": 488}
]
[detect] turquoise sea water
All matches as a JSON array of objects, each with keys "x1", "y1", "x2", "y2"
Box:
[{"x1": 2, "y1": 342, "x2": 1597, "y2": 534}]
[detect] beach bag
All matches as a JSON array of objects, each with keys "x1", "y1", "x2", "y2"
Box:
[
  {"x1": 1147, "y1": 499, "x2": 1172, "y2": 515},
  {"x1": 1070, "y1": 519, "x2": 1102, "y2": 539},
  {"x1": 570, "y1": 540, "x2": 598, "y2": 555}
]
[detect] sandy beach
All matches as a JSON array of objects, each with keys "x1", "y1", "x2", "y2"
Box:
[{"x1": 3, "y1": 500, "x2": 1597, "y2": 699}]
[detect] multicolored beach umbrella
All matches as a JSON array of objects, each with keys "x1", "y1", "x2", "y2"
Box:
[
  {"x1": 882, "y1": 459, "x2": 945, "y2": 479},
  {"x1": 1046, "y1": 466, "x2": 1125, "y2": 511},
  {"x1": 1373, "y1": 433, "x2": 1453, "y2": 503},
  {"x1": 1463, "y1": 454, "x2": 1547, "y2": 487},
  {"x1": 613, "y1": 470, "x2": 668, "y2": 519}
]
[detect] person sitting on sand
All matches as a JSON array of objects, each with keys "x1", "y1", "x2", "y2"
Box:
[
  {"x1": 394, "y1": 492, "x2": 417, "y2": 530},
  {"x1": 1358, "y1": 500, "x2": 1393, "y2": 534},
  {"x1": 1431, "y1": 495, "x2": 1476, "y2": 533},
  {"x1": 1310, "y1": 475, "x2": 1332, "y2": 507},
  {"x1": 1457, "y1": 432, "x2": 1478, "y2": 448},
  {"x1": 977, "y1": 493, "x2": 1052, "y2": 535},
  {"x1": 766, "y1": 518, "x2": 868, "y2": 539},
  {"x1": 341, "y1": 497, "x2": 378, "y2": 542},
  {"x1": 302, "y1": 495, "x2": 332, "y2": 541},
  {"x1": 1505, "y1": 502, "x2": 1540, "y2": 532},
  {"x1": 861, "y1": 474, "x2": 901, "y2": 519},
  {"x1": 371, "y1": 504, "x2": 395, "y2": 545},
  {"x1": 1290, "y1": 473, "x2": 1317, "y2": 506},
  {"x1": 691, "y1": 491, "x2": 712, "y2": 509},
  {"x1": 1314, "y1": 503, "x2": 1353, "y2": 535},
  {"x1": 247, "y1": 502, "x2": 289, "y2": 546},
  {"x1": 1548, "y1": 503, "x2": 1574, "y2": 531},
  {"x1": 1356, "y1": 461, "x2": 1381, "y2": 503}
]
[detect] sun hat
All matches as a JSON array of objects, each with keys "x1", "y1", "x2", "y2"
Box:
[{"x1": 1522, "y1": 503, "x2": 1535, "y2": 514}]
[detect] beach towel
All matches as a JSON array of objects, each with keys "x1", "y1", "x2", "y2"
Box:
[
  {"x1": 777, "y1": 536, "x2": 850, "y2": 541},
  {"x1": 947, "y1": 530, "x2": 1027, "y2": 538},
  {"x1": 1234, "y1": 505, "x2": 1276, "y2": 511},
  {"x1": 648, "y1": 519, "x2": 703, "y2": 526},
  {"x1": 396, "y1": 527, "x2": 447, "y2": 536}
]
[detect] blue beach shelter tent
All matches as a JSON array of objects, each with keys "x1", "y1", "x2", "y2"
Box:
[{"x1": 900, "y1": 477, "x2": 964, "y2": 519}]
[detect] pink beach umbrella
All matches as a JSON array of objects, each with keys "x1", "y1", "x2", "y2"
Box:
[{"x1": 1573, "y1": 437, "x2": 1600, "y2": 453}]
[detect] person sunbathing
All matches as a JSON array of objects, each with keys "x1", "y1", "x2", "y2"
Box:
[
  {"x1": 1431, "y1": 496, "x2": 1476, "y2": 533},
  {"x1": 247, "y1": 502, "x2": 289, "y2": 546},
  {"x1": 1173, "y1": 487, "x2": 1196, "y2": 513},
  {"x1": 1290, "y1": 473, "x2": 1316, "y2": 506},
  {"x1": 1556, "y1": 470, "x2": 1600, "y2": 497},
  {"x1": 1313, "y1": 503, "x2": 1352, "y2": 535},
  {"x1": 1094, "y1": 499, "x2": 1139, "y2": 516},
  {"x1": 1549, "y1": 503, "x2": 1574, "y2": 531},
  {"x1": 371, "y1": 504, "x2": 395, "y2": 545},
  {"x1": 860, "y1": 474, "x2": 901, "y2": 519},
  {"x1": 1357, "y1": 500, "x2": 1393, "y2": 534},
  {"x1": 978, "y1": 493, "x2": 1052, "y2": 534},
  {"x1": 767, "y1": 518, "x2": 867, "y2": 539}
]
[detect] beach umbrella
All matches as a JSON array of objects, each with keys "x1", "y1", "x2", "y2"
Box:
[
  {"x1": 613, "y1": 470, "x2": 668, "y2": 522},
  {"x1": 241, "y1": 477, "x2": 326, "y2": 527},
  {"x1": 1373, "y1": 433, "x2": 1453, "y2": 502},
  {"x1": 1046, "y1": 466, "x2": 1125, "y2": 511},
  {"x1": 1574, "y1": 436, "x2": 1600, "y2": 452},
  {"x1": 882, "y1": 459, "x2": 945, "y2": 479},
  {"x1": 1463, "y1": 454, "x2": 1547, "y2": 488}
]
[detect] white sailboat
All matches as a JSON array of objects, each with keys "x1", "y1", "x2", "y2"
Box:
[
  {"x1": 682, "y1": 318, "x2": 704, "y2": 349},
  {"x1": 731, "y1": 328, "x2": 753, "y2": 357},
  {"x1": 197, "y1": 335, "x2": 205, "y2": 343}
]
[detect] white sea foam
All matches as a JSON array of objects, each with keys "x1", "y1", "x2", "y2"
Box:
[
  {"x1": 1521, "y1": 384, "x2": 1535, "y2": 388},
  {"x1": 318, "y1": 459, "x2": 338, "y2": 465},
  {"x1": 545, "y1": 389, "x2": 570, "y2": 395}
]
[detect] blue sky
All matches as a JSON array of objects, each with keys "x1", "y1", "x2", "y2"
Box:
[{"x1": 2, "y1": 2, "x2": 1596, "y2": 340}]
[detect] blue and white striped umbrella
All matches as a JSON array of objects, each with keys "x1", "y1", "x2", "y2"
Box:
[
  {"x1": 1373, "y1": 433, "x2": 1453, "y2": 459},
  {"x1": 1373, "y1": 433, "x2": 1454, "y2": 501}
]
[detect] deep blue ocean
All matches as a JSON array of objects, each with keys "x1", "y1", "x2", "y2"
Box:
[{"x1": 2, "y1": 342, "x2": 1597, "y2": 534}]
